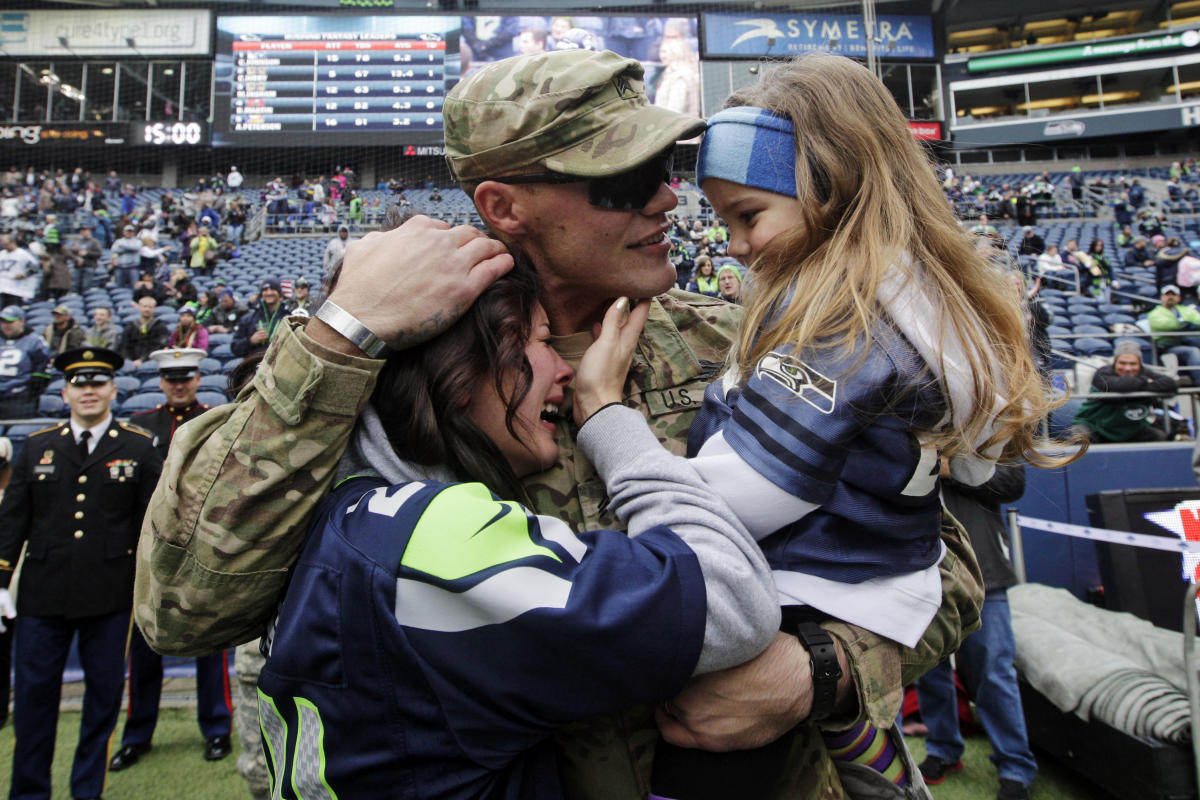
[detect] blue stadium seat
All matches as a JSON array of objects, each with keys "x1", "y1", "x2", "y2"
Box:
[
  {"x1": 37, "y1": 395, "x2": 67, "y2": 417},
  {"x1": 210, "y1": 343, "x2": 234, "y2": 359},
  {"x1": 121, "y1": 392, "x2": 166, "y2": 413},
  {"x1": 196, "y1": 391, "x2": 229, "y2": 407}
]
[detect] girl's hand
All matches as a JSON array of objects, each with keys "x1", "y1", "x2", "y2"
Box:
[{"x1": 573, "y1": 297, "x2": 650, "y2": 426}]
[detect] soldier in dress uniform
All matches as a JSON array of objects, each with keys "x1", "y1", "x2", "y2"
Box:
[
  {"x1": 109, "y1": 348, "x2": 232, "y2": 772},
  {"x1": 0, "y1": 346, "x2": 162, "y2": 800}
]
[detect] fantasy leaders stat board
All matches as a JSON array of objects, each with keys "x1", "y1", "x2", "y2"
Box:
[{"x1": 213, "y1": 16, "x2": 461, "y2": 147}]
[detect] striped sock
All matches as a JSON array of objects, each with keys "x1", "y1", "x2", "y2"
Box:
[{"x1": 823, "y1": 722, "x2": 908, "y2": 787}]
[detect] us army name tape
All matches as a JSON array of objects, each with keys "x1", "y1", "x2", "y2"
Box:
[{"x1": 1017, "y1": 515, "x2": 1200, "y2": 554}]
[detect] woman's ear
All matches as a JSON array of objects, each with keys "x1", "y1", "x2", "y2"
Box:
[{"x1": 473, "y1": 181, "x2": 529, "y2": 237}]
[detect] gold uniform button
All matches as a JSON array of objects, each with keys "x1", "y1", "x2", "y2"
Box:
[
  {"x1": 74, "y1": 511, "x2": 84, "y2": 519},
  {"x1": 76, "y1": 494, "x2": 85, "y2": 502},
  {"x1": 77, "y1": 476, "x2": 87, "y2": 484},
  {"x1": 73, "y1": 530, "x2": 83, "y2": 539}
]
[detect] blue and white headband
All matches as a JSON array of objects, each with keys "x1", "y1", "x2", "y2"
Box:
[{"x1": 696, "y1": 106, "x2": 797, "y2": 198}]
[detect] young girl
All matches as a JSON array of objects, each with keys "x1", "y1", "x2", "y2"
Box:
[{"x1": 646, "y1": 53, "x2": 1063, "y2": 799}]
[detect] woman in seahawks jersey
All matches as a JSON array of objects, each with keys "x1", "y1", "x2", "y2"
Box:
[{"x1": 257, "y1": 268, "x2": 779, "y2": 800}]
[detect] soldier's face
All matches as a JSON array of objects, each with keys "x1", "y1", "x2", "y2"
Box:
[
  {"x1": 63, "y1": 379, "x2": 117, "y2": 426},
  {"x1": 160, "y1": 375, "x2": 200, "y2": 406},
  {"x1": 508, "y1": 176, "x2": 679, "y2": 328}
]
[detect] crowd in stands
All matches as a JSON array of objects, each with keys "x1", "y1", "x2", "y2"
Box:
[
  {"x1": 0, "y1": 166, "x2": 342, "y2": 422},
  {"x1": 7, "y1": 157, "x2": 1200, "y2": 443},
  {"x1": 938, "y1": 160, "x2": 1200, "y2": 443}
]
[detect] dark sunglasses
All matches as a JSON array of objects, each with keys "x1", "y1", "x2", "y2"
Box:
[{"x1": 486, "y1": 150, "x2": 673, "y2": 211}]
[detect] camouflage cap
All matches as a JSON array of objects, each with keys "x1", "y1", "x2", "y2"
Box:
[{"x1": 445, "y1": 49, "x2": 706, "y2": 182}]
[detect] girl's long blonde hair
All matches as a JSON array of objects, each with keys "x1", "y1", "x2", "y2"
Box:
[{"x1": 724, "y1": 53, "x2": 1066, "y2": 466}]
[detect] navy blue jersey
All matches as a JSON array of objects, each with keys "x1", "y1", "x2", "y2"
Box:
[
  {"x1": 688, "y1": 328, "x2": 946, "y2": 585},
  {"x1": 258, "y1": 477, "x2": 707, "y2": 800},
  {"x1": 0, "y1": 333, "x2": 50, "y2": 396}
]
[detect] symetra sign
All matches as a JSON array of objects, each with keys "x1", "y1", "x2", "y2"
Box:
[{"x1": 702, "y1": 12, "x2": 934, "y2": 60}]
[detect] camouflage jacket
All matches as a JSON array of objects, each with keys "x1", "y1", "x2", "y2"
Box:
[{"x1": 135, "y1": 290, "x2": 982, "y2": 800}]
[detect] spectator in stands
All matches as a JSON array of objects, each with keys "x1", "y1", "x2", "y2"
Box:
[
  {"x1": 970, "y1": 213, "x2": 998, "y2": 237},
  {"x1": 0, "y1": 306, "x2": 50, "y2": 418},
  {"x1": 1148, "y1": 285, "x2": 1200, "y2": 379},
  {"x1": 716, "y1": 265, "x2": 742, "y2": 304},
  {"x1": 1128, "y1": 179, "x2": 1145, "y2": 209},
  {"x1": 43, "y1": 305, "x2": 85, "y2": 355},
  {"x1": 1138, "y1": 209, "x2": 1164, "y2": 240},
  {"x1": 225, "y1": 199, "x2": 246, "y2": 246},
  {"x1": 231, "y1": 279, "x2": 290, "y2": 358},
  {"x1": 166, "y1": 267, "x2": 198, "y2": 309},
  {"x1": 1081, "y1": 238, "x2": 1111, "y2": 299},
  {"x1": 208, "y1": 289, "x2": 246, "y2": 335},
  {"x1": 190, "y1": 226, "x2": 219, "y2": 277},
  {"x1": 1016, "y1": 226, "x2": 1044, "y2": 257},
  {"x1": 84, "y1": 307, "x2": 121, "y2": 350},
  {"x1": 1112, "y1": 192, "x2": 1135, "y2": 228},
  {"x1": 112, "y1": 225, "x2": 143, "y2": 290},
  {"x1": 1115, "y1": 224, "x2": 1135, "y2": 248},
  {"x1": 685, "y1": 255, "x2": 718, "y2": 296},
  {"x1": 1123, "y1": 236, "x2": 1155, "y2": 269},
  {"x1": 1035, "y1": 245, "x2": 1073, "y2": 286},
  {"x1": 132, "y1": 271, "x2": 167, "y2": 306},
  {"x1": 1072, "y1": 340, "x2": 1177, "y2": 443},
  {"x1": 323, "y1": 225, "x2": 352, "y2": 273},
  {"x1": 139, "y1": 235, "x2": 170, "y2": 279},
  {"x1": 120, "y1": 296, "x2": 170, "y2": 369},
  {"x1": 1168, "y1": 176, "x2": 1184, "y2": 202},
  {"x1": 67, "y1": 223, "x2": 103, "y2": 295},
  {"x1": 291, "y1": 277, "x2": 317, "y2": 312},
  {"x1": 168, "y1": 303, "x2": 209, "y2": 352},
  {"x1": 194, "y1": 291, "x2": 218, "y2": 330},
  {"x1": 1155, "y1": 236, "x2": 1189, "y2": 292},
  {"x1": 104, "y1": 170, "x2": 120, "y2": 197},
  {"x1": 0, "y1": 235, "x2": 39, "y2": 309},
  {"x1": 39, "y1": 228, "x2": 72, "y2": 303},
  {"x1": 228, "y1": 166, "x2": 244, "y2": 190}
]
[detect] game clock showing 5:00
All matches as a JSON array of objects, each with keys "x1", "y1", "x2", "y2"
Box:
[{"x1": 134, "y1": 121, "x2": 207, "y2": 145}]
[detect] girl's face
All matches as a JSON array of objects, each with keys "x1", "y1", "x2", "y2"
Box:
[
  {"x1": 701, "y1": 178, "x2": 803, "y2": 266},
  {"x1": 466, "y1": 302, "x2": 574, "y2": 479},
  {"x1": 698, "y1": 262, "x2": 713, "y2": 276}
]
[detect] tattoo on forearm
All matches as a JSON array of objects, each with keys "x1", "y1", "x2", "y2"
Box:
[{"x1": 388, "y1": 304, "x2": 462, "y2": 348}]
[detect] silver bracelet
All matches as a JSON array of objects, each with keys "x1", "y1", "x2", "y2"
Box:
[{"x1": 314, "y1": 300, "x2": 389, "y2": 358}]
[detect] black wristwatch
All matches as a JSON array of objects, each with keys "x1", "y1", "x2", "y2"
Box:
[{"x1": 793, "y1": 621, "x2": 842, "y2": 722}]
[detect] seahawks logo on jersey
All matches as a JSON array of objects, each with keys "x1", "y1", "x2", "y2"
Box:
[{"x1": 756, "y1": 350, "x2": 837, "y2": 414}]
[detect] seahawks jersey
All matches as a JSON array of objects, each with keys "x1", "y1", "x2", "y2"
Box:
[
  {"x1": 0, "y1": 332, "x2": 50, "y2": 396},
  {"x1": 258, "y1": 476, "x2": 707, "y2": 800},
  {"x1": 686, "y1": 328, "x2": 947, "y2": 645}
]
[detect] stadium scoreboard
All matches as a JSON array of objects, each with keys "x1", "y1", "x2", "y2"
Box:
[{"x1": 214, "y1": 16, "x2": 461, "y2": 147}]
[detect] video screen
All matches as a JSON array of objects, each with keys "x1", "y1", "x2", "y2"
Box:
[
  {"x1": 212, "y1": 15, "x2": 461, "y2": 147},
  {"x1": 212, "y1": 14, "x2": 701, "y2": 148}
]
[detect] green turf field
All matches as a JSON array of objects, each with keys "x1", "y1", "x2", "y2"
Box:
[{"x1": 0, "y1": 708, "x2": 1103, "y2": 799}]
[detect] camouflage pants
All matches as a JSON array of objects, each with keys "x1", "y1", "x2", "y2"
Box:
[{"x1": 235, "y1": 640, "x2": 269, "y2": 800}]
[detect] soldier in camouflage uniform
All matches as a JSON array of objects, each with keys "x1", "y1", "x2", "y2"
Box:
[
  {"x1": 234, "y1": 640, "x2": 269, "y2": 800},
  {"x1": 136, "y1": 50, "x2": 982, "y2": 800}
]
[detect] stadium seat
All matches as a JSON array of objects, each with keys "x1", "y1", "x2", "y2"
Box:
[
  {"x1": 196, "y1": 391, "x2": 229, "y2": 407},
  {"x1": 121, "y1": 392, "x2": 166, "y2": 413},
  {"x1": 37, "y1": 395, "x2": 67, "y2": 417}
]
